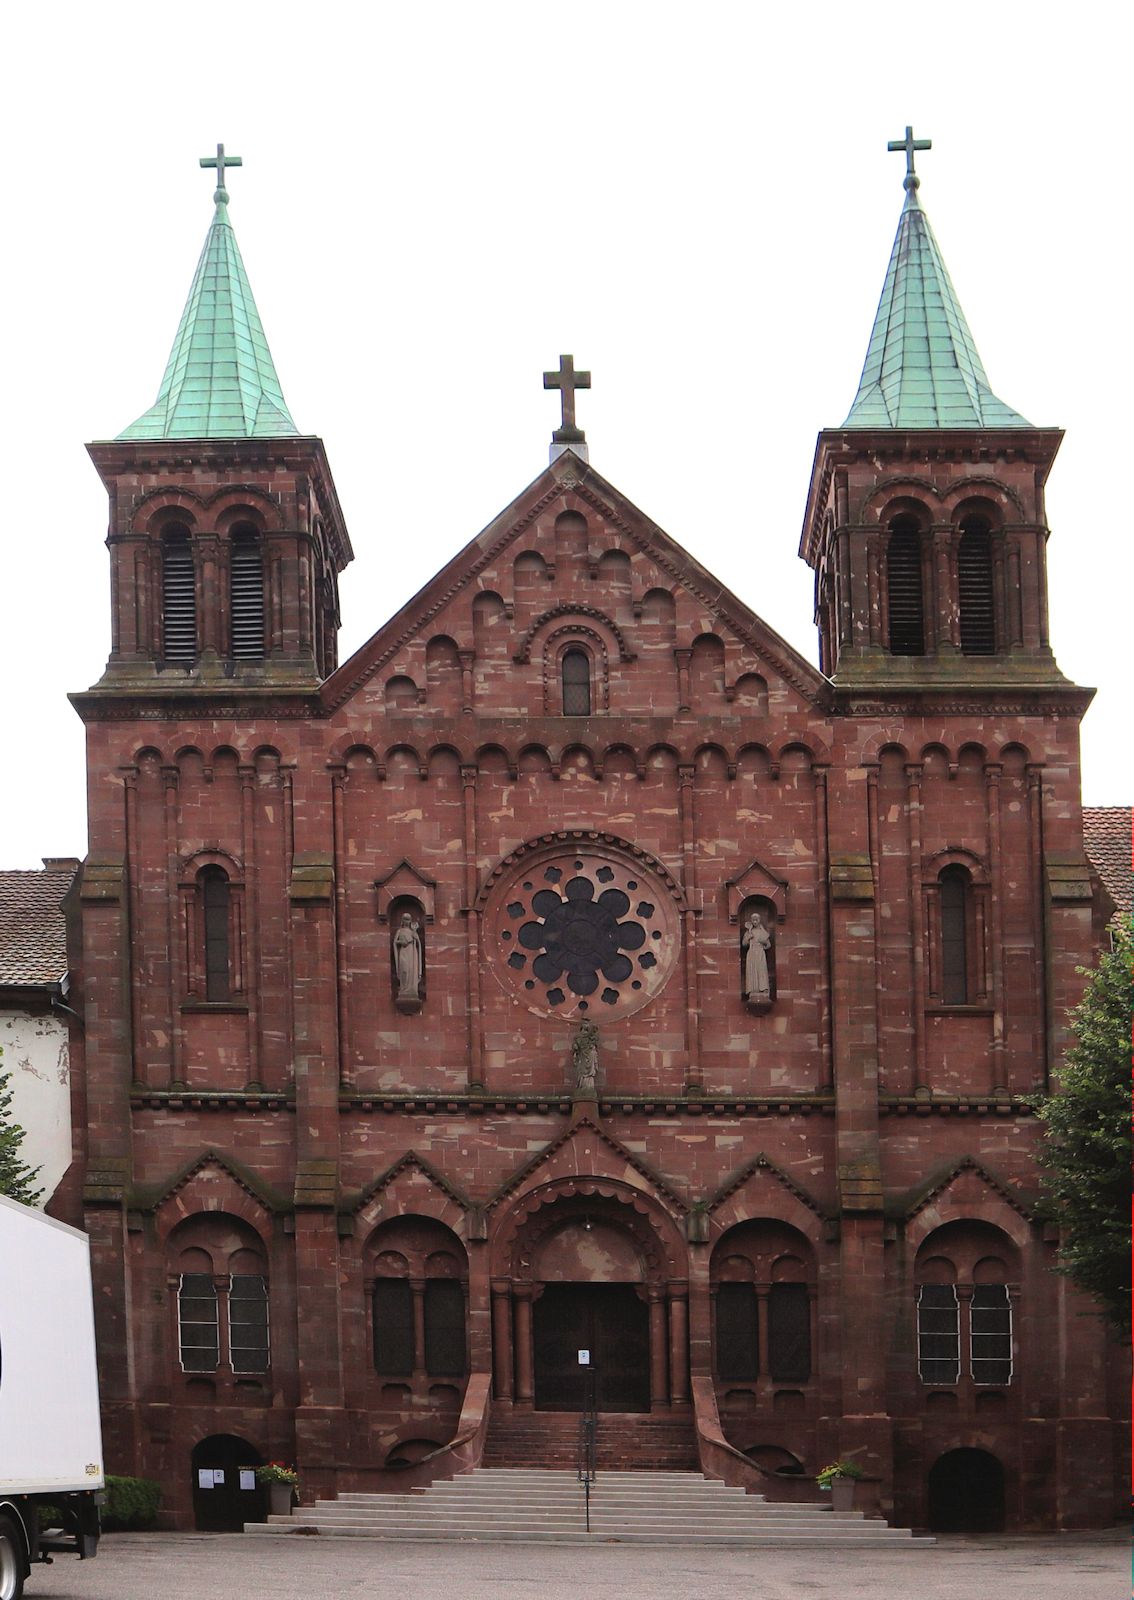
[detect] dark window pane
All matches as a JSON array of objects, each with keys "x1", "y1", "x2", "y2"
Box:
[
  {"x1": 939, "y1": 868, "x2": 968, "y2": 1004},
  {"x1": 562, "y1": 650, "x2": 591, "y2": 715},
  {"x1": 715, "y1": 1282, "x2": 758, "y2": 1381},
  {"x1": 424, "y1": 1279, "x2": 466, "y2": 1376},
  {"x1": 887, "y1": 522, "x2": 925, "y2": 656},
  {"x1": 201, "y1": 869, "x2": 230, "y2": 1002},
  {"x1": 970, "y1": 1284, "x2": 1012, "y2": 1384},
  {"x1": 768, "y1": 1282, "x2": 811, "y2": 1382},
  {"x1": 373, "y1": 1278, "x2": 414, "y2": 1376},
  {"x1": 230, "y1": 1274, "x2": 269, "y2": 1374},
  {"x1": 917, "y1": 1284, "x2": 958, "y2": 1384}
]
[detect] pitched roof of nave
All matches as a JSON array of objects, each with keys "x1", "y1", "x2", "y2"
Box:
[
  {"x1": 840, "y1": 128, "x2": 1032, "y2": 431},
  {"x1": 321, "y1": 450, "x2": 829, "y2": 714},
  {"x1": 116, "y1": 148, "x2": 299, "y2": 442}
]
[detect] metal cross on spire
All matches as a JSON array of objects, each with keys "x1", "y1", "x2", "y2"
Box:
[
  {"x1": 544, "y1": 354, "x2": 591, "y2": 444},
  {"x1": 200, "y1": 143, "x2": 243, "y2": 204},
  {"x1": 887, "y1": 125, "x2": 931, "y2": 192}
]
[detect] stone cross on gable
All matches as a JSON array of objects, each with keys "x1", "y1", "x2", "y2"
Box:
[
  {"x1": 544, "y1": 354, "x2": 591, "y2": 444},
  {"x1": 200, "y1": 143, "x2": 243, "y2": 204},
  {"x1": 887, "y1": 126, "x2": 931, "y2": 191}
]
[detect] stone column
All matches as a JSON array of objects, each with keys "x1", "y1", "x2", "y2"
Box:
[
  {"x1": 411, "y1": 1279, "x2": 427, "y2": 1375},
  {"x1": 513, "y1": 1287, "x2": 534, "y2": 1408},
  {"x1": 648, "y1": 1288, "x2": 668, "y2": 1410},
  {"x1": 491, "y1": 1280, "x2": 514, "y2": 1401},
  {"x1": 668, "y1": 1286, "x2": 690, "y2": 1406},
  {"x1": 756, "y1": 1285, "x2": 771, "y2": 1376}
]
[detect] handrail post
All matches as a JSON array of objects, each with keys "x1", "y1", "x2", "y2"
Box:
[{"x1": 577, "y1": 1363, "x2": 597, "y2": 1532}]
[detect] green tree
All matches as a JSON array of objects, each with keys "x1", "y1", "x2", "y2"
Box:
[
  {"x1": 1033, "y1": 927, "x2": 1132, "y2": 1336},
  {"x1": 0, "y1": 1049, "x2": 43, "y2": 1205}
]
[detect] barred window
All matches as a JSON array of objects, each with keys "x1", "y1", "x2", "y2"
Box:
[
  {"x1": 917, "y1": 1284, "x2": 960, "y2": 1385},
  {"x1": 970, "y1": 1284, "x2": 1012, "y2": 1385},
  {"x1": 178, "y1": 1273, "x2": 220, "y2": 1372},
  {"x1": 229, "y1": 1274, "x2": 270, "y2": 1374}
]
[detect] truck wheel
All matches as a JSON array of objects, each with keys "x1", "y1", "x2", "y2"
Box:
[{"x1": 0, "y1": 1516, "x2": 25, "y2": 1600}]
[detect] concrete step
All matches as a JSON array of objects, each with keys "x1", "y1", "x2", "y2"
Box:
[{"x1": 244, "y1": 1467, "x2": 932, "y2": 1547}]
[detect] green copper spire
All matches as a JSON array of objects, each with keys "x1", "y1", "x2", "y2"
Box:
[
  {"x1": 842, "y1": 128, "x2": 1030, "y2": 430},
  {"x1": 118, "y1": 147, "x2": 299, "y2": 441}
]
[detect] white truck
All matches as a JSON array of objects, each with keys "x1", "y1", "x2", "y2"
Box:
[{"x1": 0, "y1": 1194, "x2": 103, "y2": 1599}]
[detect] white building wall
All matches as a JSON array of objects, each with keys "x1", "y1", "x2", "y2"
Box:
[{"x1": 0, "y1": 1008, "x2": 71, "y2": 1205}]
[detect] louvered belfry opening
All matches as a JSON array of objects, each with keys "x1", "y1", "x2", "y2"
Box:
[
  {"x1": 162, "y1": 524, "x2": 197, "y2": 663},
  {"x1": 958, "y1": 518, "x2": 996, "y2": 654},
  {"x1": 886, "y1": 516, "x2": 926, "y2": 655},
  {"x1": 230, "y1": 524, "x2": 265, "y2": 660}
]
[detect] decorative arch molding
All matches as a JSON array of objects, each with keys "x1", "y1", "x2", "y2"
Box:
[
  {"x1": 902, "y1": 1156, "x2": 1038, "y2": 1255},
  {"x1": 923, "y1": 846, "x2": 988, "y2": 885},
  {"x1": 942, "y1": 476, "x2": 1027, "y2": 521},
  {"x1": 144, "y1": 1150, "x2": 285, "y2": 1237},
  {"x1": 178, "y1": 846, "x2": 244, "y2": 883},
  {"x1": 502, "y1": 1178, "x2": 676, "y2": 1284},
  {"x1": 350, "y1": 1151, "x2": 473, "y2": 1237},
  {"x1": 374, "y1": 859, "x2": 437, "y2": 924},
  {"x1": 859, "y1": 477, "x2": 945, "y2": 525},
  {"x1": 514, "y1": 602, "x2": 634, "y2": 664},
  {"x1": 473, "y1": 829, "x2": 687, "y2": 915},
  {"x1": 134, "y1": 483, "x2": 284, "y2": 535},
  {"x1": 704, "y1": 1153, "x2": 828, "y2": 1244},
  {"x1": 492, "y1": 1174, "x2": 686, "y2": 1282},
  {"x1": 486, "y1": 1114, "x2": 688, "y2": 1232},
  {"x1": 139, "y1": 489, "x2": 207, "y2": 534}
]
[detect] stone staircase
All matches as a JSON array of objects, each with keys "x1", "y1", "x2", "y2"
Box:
[
  {"x1": 483, "y1": 1408, "x2": 698, "y2": 1470},
  {"x1": 246, "y1": 1467, "x2": 933, "y2": 1546}
]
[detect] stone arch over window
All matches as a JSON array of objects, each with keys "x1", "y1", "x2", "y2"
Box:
[
  {"x1": 543, "y1": 627, "x2": 610, "y2": 714},
  {"x1": 168, "y1": 1212, "x2": 270, "y2": 1378},
  {"x1": 161, "y1": 521, "x2": 197, "y2": 664},
  {"x1": 366, "y1": 1215, "x2": 469, "y2": 1380},
  {"x1": 885, "y1": 510, "x2": 928, "y2": 656},
  {"x1": 180, "y1": 851, "x2": 245, "y2": 1003},
  {"x1": 228, "y1": 520, "x2": 265, "y2": 661},
  {"x1": 711, "y1": 1220, "x2": 815, "y2": 1387},
  {"x1": 915, "y1": 1220, "x2": 1017, "y2": 1389}
]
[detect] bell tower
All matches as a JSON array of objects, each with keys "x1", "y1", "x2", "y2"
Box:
[
  {"x1": 85, "y1": 147, "x2": 352, "y2": 693},
  {"x1": 800, "y1": 129, "x2": 1066, "y2": 691}
]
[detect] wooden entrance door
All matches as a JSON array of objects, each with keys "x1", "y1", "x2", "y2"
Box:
[{"x1": 532, "y1": 1283, "x2": 650, "y2": 1411}]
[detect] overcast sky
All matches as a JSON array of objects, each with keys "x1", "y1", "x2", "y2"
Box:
[{"x1": 0, "y1": 2, "x2": 1129, "y2": 868}]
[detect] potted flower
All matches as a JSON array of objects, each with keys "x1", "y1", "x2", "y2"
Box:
[
  {"x1": 816, "y1": 1458, "x2": 865, "y2": 1513},
  {"x1": 255, "y1": 1462, "x2": 298, "y2": 1517}
]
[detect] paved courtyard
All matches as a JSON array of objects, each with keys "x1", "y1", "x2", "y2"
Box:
[{"x1": 23, "y1": 1529, "x2": 1127, "y2": 1600}]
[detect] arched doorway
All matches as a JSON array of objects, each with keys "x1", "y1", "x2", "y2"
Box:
[
  {"x1": 532, "y1": 1215, "x2": 650, "y2": 1410},
  {"x1": 927, "y1": 1447, "x2": 1005, "y2": 1532},
  {"x1": 190, "y1": 1434, "x2": 264, "y2": 1531}
]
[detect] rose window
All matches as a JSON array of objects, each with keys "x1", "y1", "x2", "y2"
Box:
[{"x1": 485, "y1": 844, "x2": 679, "y2": 1021}]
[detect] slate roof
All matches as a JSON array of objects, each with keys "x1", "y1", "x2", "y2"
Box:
[
  {"x1": 842, "y1": 181, "x2": 1031, "y2": 430},
  {"x1": 117, "y1": 195, "x2": 298, "y2": 441},
  {"x1": 1083, "y1": 807, "x2": 1132, "y2": 921},
  {"x1": 0, "y1": 864, "x2": 76, "y2": 988}
]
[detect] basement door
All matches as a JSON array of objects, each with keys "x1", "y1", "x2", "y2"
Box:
[{"x1": 532, "y1": 1283, "x2": 650, "y2": 1411}]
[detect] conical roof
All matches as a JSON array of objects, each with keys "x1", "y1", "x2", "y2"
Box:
[
  {"x1": 842, "y1": 179, "x2": 1030, "y2": 430},
  {"x1": 118, "y1": 191, "x2": 298, "y2": 440}
]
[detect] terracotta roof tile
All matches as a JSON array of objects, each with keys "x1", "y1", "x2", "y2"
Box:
[
  {"x1": 1083, "y1": 807, "x2": 1132, "y2": 921},
  {"x1": 0, "y1": 865, "x2": 76, "y2": 988}
]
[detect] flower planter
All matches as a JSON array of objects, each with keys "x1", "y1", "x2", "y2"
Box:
[
  {"x1": 268, "y1": 1482, "x2": 294, "y2": 1517},
  {"x1": 829, "y1": 1475, "x2": 856, "y2": 1513}
]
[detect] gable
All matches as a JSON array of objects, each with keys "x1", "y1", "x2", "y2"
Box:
[{"x1": 322, "y1": 450, "x2": 828, "y2": 723}]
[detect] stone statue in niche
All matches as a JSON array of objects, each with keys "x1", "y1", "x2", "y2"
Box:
[
  {"x1": 392, "y1": 911, "x2": 424, "y2": 1009},
  {"x1": 571, "y1": 1020, "x2": 600, "y2": 1099},
  {"x1": 741, "y1": 911, "x2": 773, "y2": 1005}
]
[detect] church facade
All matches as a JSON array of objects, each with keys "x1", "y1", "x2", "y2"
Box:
[{"x1": 58, "y1": 141, "x2": 1123, "y2": 1533}]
